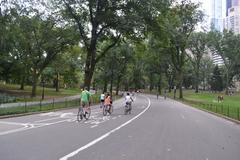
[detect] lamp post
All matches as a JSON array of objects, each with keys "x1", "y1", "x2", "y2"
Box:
[{"x1": 41, "y1": 79, "x2": 45, "y2": 100}]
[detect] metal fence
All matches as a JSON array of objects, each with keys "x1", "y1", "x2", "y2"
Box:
[
  {"x1": 0, "y1": 98, "x2": 81, "y2": 116},
  {"x1": 0, "y1": 95, "x2": 121, "y2": 116}
]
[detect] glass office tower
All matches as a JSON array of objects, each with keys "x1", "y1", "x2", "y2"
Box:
[
  {"x1": 227, "y1": 0, "x2": 232, "y2": 16},
  {"x1": 232, "y1": 0, "x2": 240, "y2": 6},
  {"x1": 211, "y1": 0, "x2": 223, "y2": 32}
]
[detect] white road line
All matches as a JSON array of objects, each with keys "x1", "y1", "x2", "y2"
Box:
[
  {"x1": 90, "y1": 125, "x2": 98, "y2": 128},
  {"x1": 0, "y1": 119, "x2": 70, "y2": 136},
  {"x1": 60, "y1": 113, "x2": 75, "y2": 118},
  {"x1": 83, "y1": 120, "x2": 95, "y2": 124},
  {"x1": 0, "y1": 126, "x2": 30, "y2": 136},
  {"x1": 0, "y1": 121, "x2": 28, "y2": 126},
  {"x1": 59, "y1": 96, "x2": 151, "y2": 160},
  {"x1": 40, "y1": 112, "x2": 56, "y2": 116}
]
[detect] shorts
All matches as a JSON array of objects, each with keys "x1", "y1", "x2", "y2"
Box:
[
  {"x1": 101, "y1": 99, "x2": 104, "y2": 103},
  {"x1": 126, "y1": 101, "x2": 132, "y2": 105},
  {"x1": 81, "y1": 101, "x2": 89, "y2": 107}
]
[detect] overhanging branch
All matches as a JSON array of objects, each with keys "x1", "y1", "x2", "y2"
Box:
[
  {"x1": 63, "y1": 0, "x2": 89, "y2": 48},
  {"x1": 96, "y1": 34, "x2": 121, "y2": 63}
]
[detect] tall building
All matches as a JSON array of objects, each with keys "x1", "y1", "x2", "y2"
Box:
[
  {"x1": 211, "y1": 0, "x2": 224, "y2": 66},
  {"x1": 224, "y1": 0, "x2": 240, "y2": 34},
  {"x1": 226, "y1": 0, "x2": 232, "y2": 16},
  {"x1": 232, "y1": 0, "x2": 240, "y2": 6},
  {"x1": 211, "y1": 0, "x2": 223, "y2": 32}
]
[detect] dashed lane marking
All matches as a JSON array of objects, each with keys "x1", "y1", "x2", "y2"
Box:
[{"x1": 90, "y1": 125, "x2": 98, "y2": 128}]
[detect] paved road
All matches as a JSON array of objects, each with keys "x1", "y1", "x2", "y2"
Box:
[{"x1": 0, "y1": 94, "x2": 240, "y2": 160}]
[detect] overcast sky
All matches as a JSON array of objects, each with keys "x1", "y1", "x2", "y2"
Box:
[{"x1": 191, "y1": 0, "x2": 226, "y2": 17}]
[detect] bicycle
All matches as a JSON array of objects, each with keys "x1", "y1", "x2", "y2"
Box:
[
  {"x1": 100, "y1": 100, "x2": 104, "y2": 108},
  {"x1": 124, "y1": 102, "x2": 132, "y2": 115},
  {"x1": 103, "y1": 104, "x2": 113, "y2": 116},
  {"x1": 77, "y1": 102, "x2": 91, "y2": 121}
]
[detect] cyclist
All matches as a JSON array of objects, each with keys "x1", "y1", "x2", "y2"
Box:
[
  {"x1": 124, "y1": 92, "x2": 134, "y2": 114},
  {"x1": 125, "y1": 92, "x2": 134, "y2": 107},
  {"x1": 104, "y1": 93, "x2": 112, "y2": 113},
  {"x1": 100, "y1": 92, "x2": 105, "y2": 108},
  {"x1": 80, "y1": 87, "x2": 92, "y2": 116}
]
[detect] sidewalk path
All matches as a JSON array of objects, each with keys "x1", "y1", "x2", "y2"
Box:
[{"x1": 0, "y1": 95, "x2": 80, "y2": 108}]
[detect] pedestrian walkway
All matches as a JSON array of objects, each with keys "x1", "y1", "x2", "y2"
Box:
[{"x1": 0, "y1": 95, "x2": 80, "y2": 108}]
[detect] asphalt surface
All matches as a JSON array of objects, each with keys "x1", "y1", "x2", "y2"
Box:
[{"x1": 0, "y1": 94, "x2": 240, "y2": 160}]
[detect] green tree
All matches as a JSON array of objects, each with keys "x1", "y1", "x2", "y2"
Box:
[
  {"x1": 11, "y1": 11, "x2": 75, "y2": 97},
  {"x1": 164, "y1": 0, "x2": 203, "y2": 98},
  {"x1": 52, "y1": 0, "x2": 171, "y2": 89},
  {"x1": 210, "y1": 66, "x2": 223, "y2": 92},
  {"x1": 188, "y1": 32, "x2": 208, "y2": 93},
  {"x1": 208, "y1": 30, "x2": 240, "y2": 94},
  {"x1": 200, "y1": 56, "x2": 214, "y2": 91},
  {"x1": 145, "y1": 34, "x2": 170, "y2": 94},
  {"x1": 0, "y1": 3, "x2": 16, "y2": 82},
  {"x1": 94, "y1": 42, "x2": 134, "y2": 95}
]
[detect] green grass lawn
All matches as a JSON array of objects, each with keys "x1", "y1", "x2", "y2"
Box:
[
  {"x1": 182, "y1": 90, "x2": 240, "y2": 107},
  {"x1": 0, "y1": 83, "x2": 82, "y2": 102}
]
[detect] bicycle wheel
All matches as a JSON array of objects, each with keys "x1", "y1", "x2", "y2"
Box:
[
  {"x1": 109, "y1": 105, "x2": 113, "y2": 115},
  {"x1": 129, "y1": 104, "x2": 132, "y2": 114},
  {"x1": 77, "y1": 107, "x2": 83, "y2": 122},
  {"x1": 84, "y1": 107, "x2": 91, "y2": 120},
  {"x1": 103, "y1": 105, "x2": 107, "y2": 116},
  {"x1": 124, "y1": 105, "x2": 128, "y2": 115}
]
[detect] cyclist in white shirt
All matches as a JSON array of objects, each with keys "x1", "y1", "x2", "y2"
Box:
[
  {"x1": 100, "y1": 93, "x2": 105, "y2": 108},
  {"x1": 125, "y1": 92, "x2": 133, "y2": 105}
]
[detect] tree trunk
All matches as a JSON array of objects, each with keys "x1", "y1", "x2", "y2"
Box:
[
  {"x1": 110, "y1": 75, "x2": 113, "y2": 97},
  {"x1": 83, "y1": 68, "x2": 94, "y2": 90},
  {"x1": 125, "y1": 81, "x2": 129, "y2": 91},
  {"x1": 31, "y1": 69, "x2": 38, "y2": 97},
  {"x1": 195, "y1": 68, "x2": 199, "y2": 93},
  {"x1": 225, "y1": 70, "x2": 229, "y2": 95},
  {"x1": 158, "y1": 74, "x2": 162, "y2": 95},
  {"x1": 168, "y1": 74, "x2": 174, "y2": 93},
  {"x1": 179, "y1": 71, "x2": 183, "y2": 99},
  {"x1": 150, "y1": 84, "x2": 153, "y2": 92},
  {"x1": 83, "y1": 44, "x2": 97, "y2": 89},
  {"x1": 195, "y1": 60, "x2": 200, "y2": 93},
  {"x1": 149, "y1": 74, "x2": 154, "y2": 92},
  {"x1": 20, "y1": 74, "x2": 25, "y2": 90},
  {"x1": 103, "y1": 77, "x2": 108, "y2": 93},
  {"x1": 203, "y1": 71, "x2": 206, "y2": 91},
  {"x1": 56, "y1": 72, "x2": 59, "y2": 92},
  {"x1": 116, "y1": 76, "x2": 121, "y2": 96}
]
